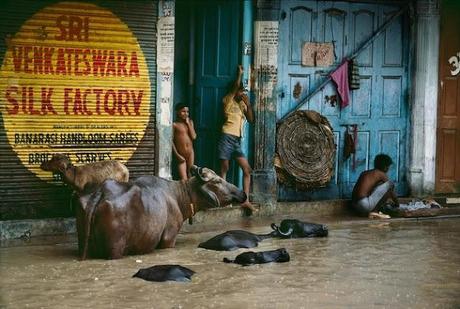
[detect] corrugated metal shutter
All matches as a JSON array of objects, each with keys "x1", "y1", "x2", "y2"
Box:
[{"x1": 0, "y1": 1, "x2": 158, "y2": 220}]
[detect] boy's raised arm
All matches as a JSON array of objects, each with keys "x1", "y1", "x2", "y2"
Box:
[
  {"x1": 241, "y1": 94, "x2": 254, "y2": 123},
  {"x1": 186, "y1": 118, "x2": 197, "y2": 140},
  {"x1": 228, "y1": 65, "x2": 244, "y2": 95}
]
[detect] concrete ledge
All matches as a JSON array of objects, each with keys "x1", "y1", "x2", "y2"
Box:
[
  {"x1": 275, "y1": 200, "x2": 349, "y2": 216},
  {"x1": 2, "y1": 198, "x2": 458, "y2": 242},
  {"x1": 0, "y1": 217, "x2": 76, "y2": 241},
  {"x1": 0, "y1": 200, "x2": 349, "y2": 241}
]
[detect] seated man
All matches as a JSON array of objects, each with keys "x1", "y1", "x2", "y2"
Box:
[{"x1": 351, "y1": 154, "x2": 399, "y2": 217}]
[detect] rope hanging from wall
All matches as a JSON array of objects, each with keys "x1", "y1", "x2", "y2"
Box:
[{"x1": 275, "y1": 110, "x2": 336, "y2": 190}]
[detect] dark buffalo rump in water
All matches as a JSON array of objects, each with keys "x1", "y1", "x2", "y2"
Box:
[
  {"x1": 199, "y1": 219, "x2": 328, "y2": 251},
  {"x1": 198, "y1": 230, "x2": 274, "y2": 251},
  {"x1": 133, "y1": 265, "x2": 195, "y2": 282},
  {"x1": 223, "y1": 248, "x2": 290, "y2": 266}
]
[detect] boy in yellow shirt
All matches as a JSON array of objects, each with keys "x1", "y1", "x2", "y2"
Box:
[{"x1": 218, "y1": 65, "x2": 256, "y2": 214}]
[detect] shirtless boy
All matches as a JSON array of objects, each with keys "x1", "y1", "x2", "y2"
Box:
[
  {"x1": 173, "y1": 103, "x2": 197, "y2": 180},
  {"x1": 352, "y1": 154, "x2": 399, "y2": 216}
]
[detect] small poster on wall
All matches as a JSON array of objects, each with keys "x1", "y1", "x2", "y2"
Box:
[
  {"x1": 254, "y1": 21, "x2": 279, "y2": 97},
  {"x1": 157, "y1": 16, "x2": 175, "y2": 73},
  {"x1": 302, "y1": 42, "x2": 334, "y2": 67}
]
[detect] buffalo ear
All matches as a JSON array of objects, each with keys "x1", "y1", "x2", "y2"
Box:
[
  {"x1": 190, "y1": 165, "x2": 200, "y2": 177},
  {"x1": 192, "y1": 166, "x2": 214, "y2": 182},
  {"x1": 199, "y1": 168, "x2": 214, "y2": 182},
  {"x1": 190, "y1": 165, "x2": 209, "y2": 182}
]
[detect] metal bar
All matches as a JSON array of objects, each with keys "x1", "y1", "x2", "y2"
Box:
[
  {"x1": 239, "y1": 0, "x2": 253, "y2": 188},
  {"x1": 278, "y1": 5, "x2": 408, "y2": 123}
]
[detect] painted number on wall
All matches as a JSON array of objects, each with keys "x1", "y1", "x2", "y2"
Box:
[{"x1": 448, "y1": 52, "x2": 460, "y2": 76}]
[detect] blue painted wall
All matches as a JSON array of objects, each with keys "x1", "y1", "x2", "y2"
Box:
[{"x1": 277, "y1": 1, "x2": 410, "y2": 200}]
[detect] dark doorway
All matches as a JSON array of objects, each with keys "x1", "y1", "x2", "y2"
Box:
[{"x1": 174, "y1": 0, "x2": 242, "y2": 183}]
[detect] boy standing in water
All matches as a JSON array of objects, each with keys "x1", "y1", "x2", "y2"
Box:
[
  {"x1": 352, "y1": 153, "x2": 399, "y2": 217},
  {"x1": 173, "y1": 103, "x2": 197, "y2": 180},
  {"x1": 218, "y1": 65, "x2": 256, "y2": 214}
]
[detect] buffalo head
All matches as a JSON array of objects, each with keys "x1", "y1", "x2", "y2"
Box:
[
  {"x1": 40, "y1": 153, "x2": 71, "y2": 173},
  {"x1": 190, "y1": 166, "x2": 246, "y2": 208},
  {"x1": 270, "y1": 219, "x2": 329, "y2": 238}
]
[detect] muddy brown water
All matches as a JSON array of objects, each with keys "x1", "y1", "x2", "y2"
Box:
[{"x1": 1, "y1": 216, "x2": 460, "y2": 309}]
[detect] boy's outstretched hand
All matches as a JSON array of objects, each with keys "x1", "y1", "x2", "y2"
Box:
[{"x1": 238, "y1": 64, "x2": 244, "y2": 75}]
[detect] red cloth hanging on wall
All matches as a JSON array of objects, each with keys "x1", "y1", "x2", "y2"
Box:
[{"x1": 330, "y1": 61, "x2": 350, "y2": 108}]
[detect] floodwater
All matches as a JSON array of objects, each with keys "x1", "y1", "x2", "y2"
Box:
[{"x1": 1, "y1": 217, "x2": 460, "y2": 309}]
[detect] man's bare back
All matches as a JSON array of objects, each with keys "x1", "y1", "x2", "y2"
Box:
[
  {"x1": 352, "y1": 169, "x2": 389, "y2": 201},
  {"x1": 351, "y1": 154, "x2": 399, "y2": 216}
]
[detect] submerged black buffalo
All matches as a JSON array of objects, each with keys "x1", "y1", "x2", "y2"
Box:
[
  {"x1": 223, "y1": 248, "x2": 290, "y2": 266},
  {"x1": 270, "y1": 219, "x2": 328, "y2": 238},
  {"x1": 198, "y1": 230, "x2": 274, "y2": 251},
  {"x1": 133, "y1": 265, "x2": 195, "y2": 282},
  {"x1": 199, "y1": 219, "x2": 328, "y2": 251},
  {"x1": 76, "y1": 166, "x2": 246, "y2": 259}
]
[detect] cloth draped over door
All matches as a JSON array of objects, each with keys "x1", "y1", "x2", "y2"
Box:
[{"x1": 330, "y1": 60, "x2": 350, "y2": 108}]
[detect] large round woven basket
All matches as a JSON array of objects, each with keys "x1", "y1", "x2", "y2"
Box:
[{"x1": 275, "y1": 110, "x2": 336, "y2": 190}]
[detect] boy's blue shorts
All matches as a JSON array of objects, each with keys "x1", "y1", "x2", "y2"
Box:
[{"x1": 218, "y1": 133, "x2": 245, "y2": 160}]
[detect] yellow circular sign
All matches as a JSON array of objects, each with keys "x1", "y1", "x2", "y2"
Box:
[{"x1": 0, "y1": 2, "x2": 151, "y2": 180}]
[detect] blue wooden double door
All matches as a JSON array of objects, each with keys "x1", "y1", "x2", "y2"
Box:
[
  {"x1": 277, "y1": 1, "x2": 410, "y2": 200},
  {"x1": 192, "y1": 0, "x2": 241, "y2": 183}
]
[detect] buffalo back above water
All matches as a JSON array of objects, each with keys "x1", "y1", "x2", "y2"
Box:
[
  {"x1": 198, "y1": 230, "x2": 273, "y2": 251},
  {"x1": 133, "y1": 265, "x2": 195, "y2": 282},
  {"x1": 223, "y1": 248, "x2": 290, "y2": 266}
]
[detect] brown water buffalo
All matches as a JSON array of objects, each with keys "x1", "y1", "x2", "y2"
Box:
[{"x1": 76, "y1": 166, "x2": 246, "y2": 260}]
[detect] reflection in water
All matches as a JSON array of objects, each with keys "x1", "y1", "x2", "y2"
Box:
[{"x1": 1, "y1": 218, "x2": 460, "y2": 308}]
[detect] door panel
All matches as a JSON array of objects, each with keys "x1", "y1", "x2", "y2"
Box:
[
  {"x1": 278, "y1": 1, "x2": 409, "y2": 200},
  {"x1": 194, "y1": 1, "x2": 240, "y2": 180},
  {"x1": 436, "y1": 0, "x2": 460, "y2": 193},
  {"x1": 353, "y1": 9, "x2": 375, "y2": 67},
  {"x1": 289, "y1": 7, "x2": 315, "y2": 64}
]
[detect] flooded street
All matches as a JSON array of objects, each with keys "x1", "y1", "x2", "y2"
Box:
[{"x1": 1, "y1": 217, "x2": 460, "y2": 309}]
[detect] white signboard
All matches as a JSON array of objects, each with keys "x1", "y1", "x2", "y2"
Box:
[
  {"x1": 157, "y1": 16, "x2": 175, "y2": 73},
  {"x1": 254, "y1": 21, "x2": 279, "y2": 97}
]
